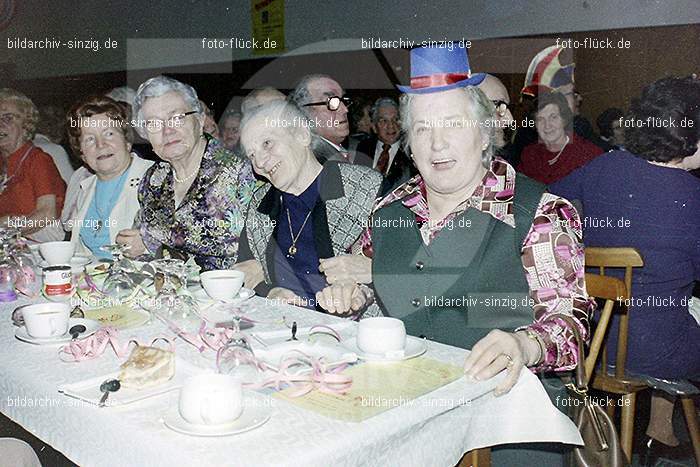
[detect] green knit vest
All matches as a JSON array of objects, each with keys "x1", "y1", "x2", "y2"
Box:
[{"x1": 372, "y1": 174, "x2": 546, "y2": 349}]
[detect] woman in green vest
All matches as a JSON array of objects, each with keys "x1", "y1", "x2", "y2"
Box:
[{"x1": 316, "y1": 45, "x2": 594, "y2": 467}]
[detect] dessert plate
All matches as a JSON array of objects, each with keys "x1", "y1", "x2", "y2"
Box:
[
  {"x1": 192, "y1": 287, "x2": 255, "y2": 305},
  {"x1": 342, "y1": 336, "x2": 427, "y2": 362},
  {"x1": 162, "y1": 402, "x2": 271, "y2": 437},
  {"x1": 15, "y1": 318, "x2": 101, "y2": 345}
]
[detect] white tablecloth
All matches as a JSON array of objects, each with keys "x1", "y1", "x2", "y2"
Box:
[{"x1": 1, "y1": 296, "x2": 581, "y2": 467}]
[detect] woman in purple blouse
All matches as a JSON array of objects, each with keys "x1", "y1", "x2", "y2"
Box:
[{"x1": 550, "y1": 76, "x2": 700, "y2": 456}]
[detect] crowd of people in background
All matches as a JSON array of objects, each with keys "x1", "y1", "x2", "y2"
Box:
[{"x1": 1, "y1": 43, "x2": 698, "y2": 466}]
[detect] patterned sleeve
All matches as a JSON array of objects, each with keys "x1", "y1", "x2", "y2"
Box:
[
  {"x1": 519, "y1": 192, "x2": 595, "y2": 372},
  {"x1": 136, "y1": 171, "x2": 161, "y2": 256}
]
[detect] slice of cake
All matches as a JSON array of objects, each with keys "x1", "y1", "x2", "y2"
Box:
[{"x1": 119, "y1": 346, "x2": 175, "y2": 390}]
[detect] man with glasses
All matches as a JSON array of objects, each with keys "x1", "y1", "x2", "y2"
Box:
[
  {"x1": 290, "y1": 74, "x2": 352, "y2": 163},
  {"x1": 356, "y1": 97, "x2": 414, "y2": 194},
  {"x1": 478, "y1": 74, "x2": 515, "y2": 153}
]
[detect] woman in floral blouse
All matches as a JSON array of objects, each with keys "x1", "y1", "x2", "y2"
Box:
[
  {"x1": 115, "y1": 76, "x2": 256, "y2": 270},
  {"x1": 317, "y1": 46, "x2": 594, "y2": 467}
]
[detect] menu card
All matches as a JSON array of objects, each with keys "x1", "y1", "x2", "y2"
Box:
[{"x1": 274, "y1": 357, "x2": 465, "y2": 422}]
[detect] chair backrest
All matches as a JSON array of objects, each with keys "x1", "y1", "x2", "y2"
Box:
[
  {"x1": 583, "y1": 273, "x2": 628, "y2": 383},
  {"x1": 584, "y1": 247, "x2": 644, "y2": 379}
]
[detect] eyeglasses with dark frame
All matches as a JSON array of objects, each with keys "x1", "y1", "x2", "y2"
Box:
[
  {"x1": 0, "y1": 113, "x2": 22, "y2": 125},
  {"x1": 144, "y1": 111, "x2": 198, "y2": 133},
  {"x1": 491, "y1": 100, "x2": 512, "y2": 117},
  {"x1": 302, "y1": 96, "x2": 352, "y2": 111}
]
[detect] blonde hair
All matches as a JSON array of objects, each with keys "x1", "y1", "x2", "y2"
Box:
[{"x1": 0, "y1": 88, "x2": 40, "y2": 141}]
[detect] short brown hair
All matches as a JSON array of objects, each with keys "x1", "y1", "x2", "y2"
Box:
[{"x1": 66, "y1": 95, "x2": 133, "y2": 155}]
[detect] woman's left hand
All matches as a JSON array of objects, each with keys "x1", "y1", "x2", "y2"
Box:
[
  {"x1": 463, "y1": 330, "x2": 539, "y2": 396},
  {"x1": 319, "y1": 255, "x2": 372, "y2": 284}
]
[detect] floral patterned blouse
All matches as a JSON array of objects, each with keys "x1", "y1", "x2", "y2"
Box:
[
  {"x1": 137, "y1": 137, "x2": 258, "y2": 270},
  {"x1": 356, "y1": 157, "x2": 595, "y2": 372}
]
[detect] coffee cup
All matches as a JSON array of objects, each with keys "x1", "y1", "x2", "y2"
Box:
[
  {"x1": 39, "y1": 241, "x2": 75, "y2": 266},
  {"x1": 20, "y1": 302, "x2": 71, "y2": 338},
  {"x1": 356, "y1": 317, "x2": 407, "y2": 355},
  {"x1": 200, "y1": 270, "x2": 244, "y2": 301},
  {"x1": 179, "y1": 374, "x2": 243, "y2": 425}
]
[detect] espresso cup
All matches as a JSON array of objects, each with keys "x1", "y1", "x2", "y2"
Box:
[
  {"x1": 200, "y1": 270, "x2": 244, "y2": 301},
  {"x1": 179, "y1": 374, "x2": 243, "y2": 426},
  {"x1": 20, "y1": 302, "x2": 71, "y2": 338},
  {"x1": 356, "y1": 317, "x2": 407, "y2": 355},
  {"x1": 39, "y1": 241, "x2": 75, "y2": 266}
]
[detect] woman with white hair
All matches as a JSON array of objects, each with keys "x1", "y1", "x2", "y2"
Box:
[
  {"x1": 236, "y1": 99, "x2": 381, "y2": 311},
  {"x1": 115, "y1": 76, "x2": 257, "y2": 270},
  {"x1": 0, "y1": 88, "x2": 66, "y2": 242}
]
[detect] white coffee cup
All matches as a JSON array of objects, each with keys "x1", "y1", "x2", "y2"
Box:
[
  {"x1": 200, "y1": 270, "x2": 244, "y2": 301},
  {"x1": 179, "y1": 374, "x2": 243, "y2": 426},
  {"x1": 39, "y1": 241, "x2": 75, "y2": 266},
  {"x1": 20, "y1": 302, "x2": 71, "y2": 338},
  {"x1": 357, "y1": 317, "x2": 407, "y2": 355}
]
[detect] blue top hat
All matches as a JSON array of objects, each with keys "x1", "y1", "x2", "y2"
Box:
[{"x1": 397, "y1": 44, "x2": 485, "y2": 94}]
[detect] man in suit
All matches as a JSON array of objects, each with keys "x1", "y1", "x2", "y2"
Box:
[
  {"x1": 290, "y1": 74, "x2": 352, "y2": 163},
  {"x1": 356, "y1": 97, "x2": 414, "y2": 194}
]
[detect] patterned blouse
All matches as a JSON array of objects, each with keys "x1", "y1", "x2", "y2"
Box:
[
  {"x1": 137, "y1": 137, "x2": 258, "y2": 270},
  {"x1": 356, "y1": 158, "x2": 595, "y2": 372}
]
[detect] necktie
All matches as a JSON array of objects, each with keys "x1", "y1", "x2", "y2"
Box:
[{"x1": 376, "y1": 143, "x2": 391, "y2": 175}]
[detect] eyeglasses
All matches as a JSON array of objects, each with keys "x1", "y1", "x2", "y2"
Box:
[
  {"x1": 302, "y1": 96, "x2": 352, "y2": 111},
  {"x1": 0, "y1": 113, "x2": 21, "y2": 125},
  {"x1": 144, "y1": 111, "x2": 198, "y2": 133},
  {"x1": 491, "y1": 100, "x2": 511, "y2": 117}
]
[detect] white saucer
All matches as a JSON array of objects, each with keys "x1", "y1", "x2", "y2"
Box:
[
  {"x1": 192, "y1": 287, "x2": 255, "y2": 304},
  {"x1": 343, "y1": 336, "x2": 427, "y2": 362},
  {"x1": 15, "y1": 318, "x2": 101, "y2": 345},
  {"x1": 162, "y1": 404, "x2": 271, "y2": 437},
  {"x1": 40, "y1": 256, "x2": 92, "y2": 273}
]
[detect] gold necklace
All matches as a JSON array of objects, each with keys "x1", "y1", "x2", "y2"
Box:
[{"x1": 286, "y1": 208, "x2": 313, "y2": 257}]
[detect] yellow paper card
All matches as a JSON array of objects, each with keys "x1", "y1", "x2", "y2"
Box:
[
  {"x1": 274, "y1": 357, "x2": 464, "y2": 422},
  {"x1": 84, "y1": 305, "x2": 150, "y2": 330}
]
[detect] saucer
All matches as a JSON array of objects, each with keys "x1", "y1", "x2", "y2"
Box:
[
  {"x1": 15, "y1": 318, "x2": 101, "y2": 345},
  {"x1": 162, "y1": 403, "x2": 271, "y2": 437},
  {"x1": 192, "y1": 287, "x2": 255, "y2": 304},
  {"x1": 40, "y1": 255, "x2": 92, "y2": 273},
  {"x1": 343, "y1": 336, "x2": 427, "y2": 362}
]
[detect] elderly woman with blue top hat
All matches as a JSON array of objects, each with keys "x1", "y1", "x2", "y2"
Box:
[{"x1": 316, "y1": 44, "x2": 594, "y2": 466}]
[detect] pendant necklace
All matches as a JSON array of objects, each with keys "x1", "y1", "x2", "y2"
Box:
[
  {"x1": 547, "y1": 136, "x2": 570, "y2": 166},
  {"x1": 286, "y1": 208, "x2": 312, "y2": 257}
]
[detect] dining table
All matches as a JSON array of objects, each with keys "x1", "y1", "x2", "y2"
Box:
[{"x1": 1, "y1": 281, "x2": 582, "y2": 467}]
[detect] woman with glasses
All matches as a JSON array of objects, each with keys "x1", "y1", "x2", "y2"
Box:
[
  {"x1": 115, "y1": 76, "x2": 257, "y2": 270},
  {"x1": 236, "y1": 99, "x2": 381, "y2": 312},
  {"x1": 518, "y1": 91, "x2": 602, "y2": 184},
  {"x1": 65, "y1": 96, "x2": 153, "y2": 258},
  {"x1": 0, "y1": 88, "x2": 66, "y2": 242}
]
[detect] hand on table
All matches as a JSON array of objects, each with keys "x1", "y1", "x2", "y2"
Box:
[
  {"x1": 267, "y1": 287, "x2": 308, "y2": 307},
  {"x1": 315, "y1": 282, "x2": 368, "y2": 315},
  {"x1": 115, "y1": 229, "x2": 146, "y2": 257},
  {"x1": 463, "y1": 330, "x2": 540, "y2": 396},
  {"x1": 234, "y1": 259, "x2": 264, "y2": 289},
  {"x1": 318, "y1": 255, "x2": 372, "y2": 284}
]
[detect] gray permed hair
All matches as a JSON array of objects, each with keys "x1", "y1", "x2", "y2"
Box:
[
  {"x1": 399, "y1": 86, "x2": 496, "y2": 168},
  {"x1": 0, "y1": 88, "x2": 39, "y2": 141},
  {"x1": 370, "y1": 97, "x2": 399, "y2": 123},
  {"x1": 132, "y1": 76, "x2": 203, "y2": 138},
  {"x1": 239, "y1": 99, "x2": 323, "y2": 157}
]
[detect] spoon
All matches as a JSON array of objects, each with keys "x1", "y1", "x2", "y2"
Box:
[
  {"x1": 69, "y1": 324, "x2": 87, "y2": 340},
  {"x1": 98, "y1": 379, "x2": 121, "y2": 407}
]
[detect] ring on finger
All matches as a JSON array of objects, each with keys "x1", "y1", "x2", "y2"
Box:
[{"x1": 502, "y1": 353, "x2": 514, "y2": 367}]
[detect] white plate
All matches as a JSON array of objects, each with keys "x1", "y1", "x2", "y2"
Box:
[
  {"x1": 14, "y1": 318, "x2": 101, "y2": 345},
  {"x1": 343, "y1": 336, "x2": 427, "y2": 362},
  {"x1": 58, "y1": 363, "x2": 193, "y2": 407},
  {"x1": 192, "y1": 287, "x2": 255, "y2": 304},
  {"x1": 255, "y1": 340, "x2": 356, "y2": 368},
  {"x1": 40, "y1": 256, "x2": 92, "y2": 273},
  {"x1": 162, "y1": 402, "x2": 271, "y2": 437}
]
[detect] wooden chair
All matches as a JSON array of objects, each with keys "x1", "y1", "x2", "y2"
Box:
[
  {"x1": 458, "y1": 448, "x2": 490, "y2": 467},
  {"x1": 585, "y1": 247, "x2": 700, "y2": 466}
]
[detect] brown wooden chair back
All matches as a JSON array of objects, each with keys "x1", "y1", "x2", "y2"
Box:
[{"x1": 584, "y1": 247, "x2": 643, "y2": 379}]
